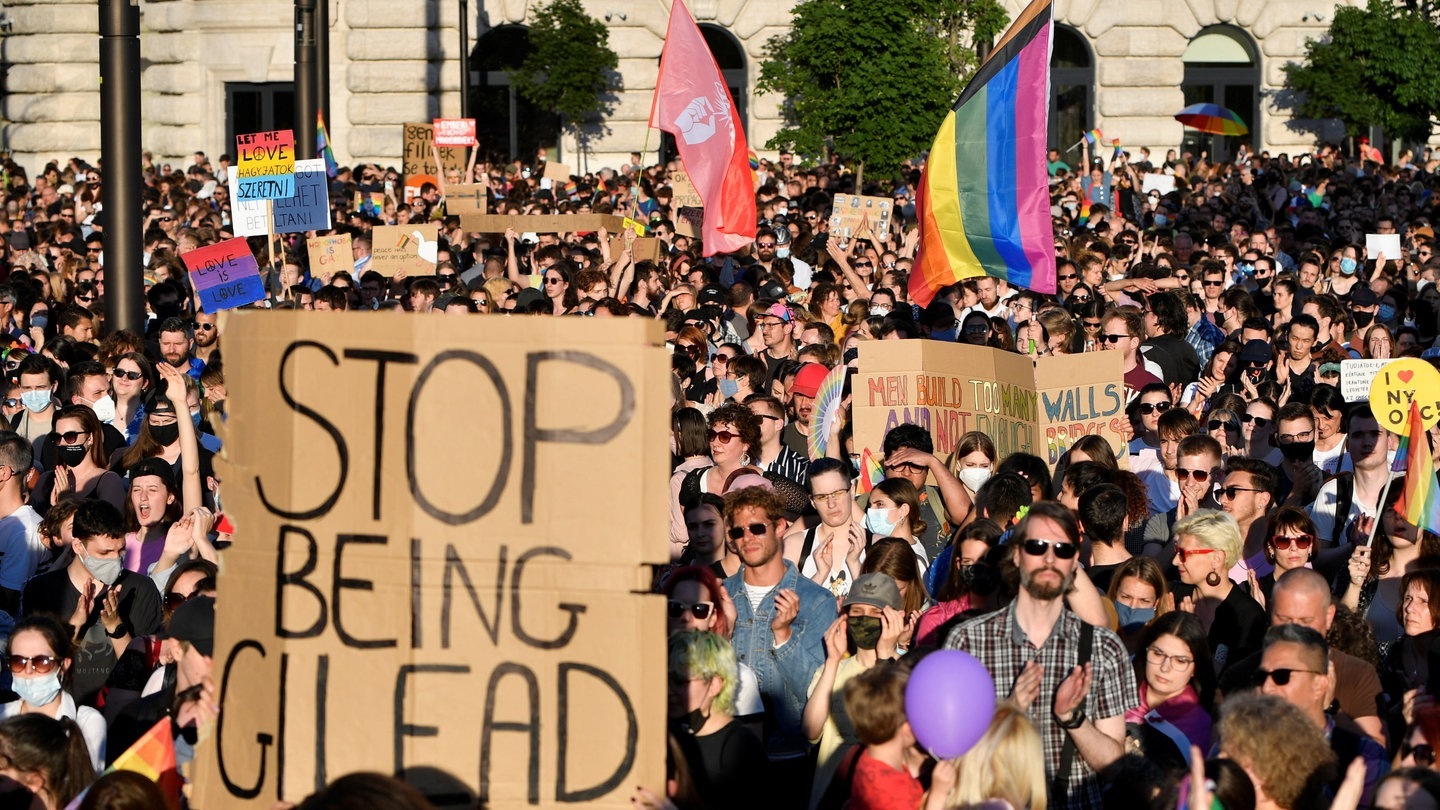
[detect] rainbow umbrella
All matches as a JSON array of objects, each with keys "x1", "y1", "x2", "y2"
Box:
[{"x1": 1174, "y1": 103, "x2": 1249, "y2": 136}]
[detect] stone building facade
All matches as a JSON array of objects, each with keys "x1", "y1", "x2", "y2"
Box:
[{"x1": 0, "y1": 0, "x2": 1365, "y2": 175}]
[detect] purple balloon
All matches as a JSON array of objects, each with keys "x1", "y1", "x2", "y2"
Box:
[{"x1": 904, "y1": 649, "x2": 996, "y2": 758}]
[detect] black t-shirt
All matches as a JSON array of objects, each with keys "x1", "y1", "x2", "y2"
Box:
[
  {"x1": 687, "y1": 721, "x2": 770, "y2": 810},
  {"x1": 20, "y1": 567, "x2": 163, "y2": 706},
  {"x1": 1087, "y1": 561, "x2": 1124, "y2": 594}
]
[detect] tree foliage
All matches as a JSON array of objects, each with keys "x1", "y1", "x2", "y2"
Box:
[
  {"x1": 757, "y1": 0, "x2": 1007, "y2": 187},
  {"x1": 1282, "y1": 0, "x2": 1440, "y2": 143},
  {"x1": 512, "y1": 0, "x2": 619, "y2": 141}
]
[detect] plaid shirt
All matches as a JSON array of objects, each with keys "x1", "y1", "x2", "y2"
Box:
[
  {"x1": 944, "y1": 603, "x2": 1137, "y2": 809},
  {"x1": 1185, "y1": 317, "x2": 1225, "y2": 368}
]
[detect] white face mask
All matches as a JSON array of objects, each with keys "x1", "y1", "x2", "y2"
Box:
[
  {"x1": 958, "y1": 467, "x2": 992, "y2": 492},
  {"x1": 82, "y1": 394, "x2": 116, "y2": 423}
]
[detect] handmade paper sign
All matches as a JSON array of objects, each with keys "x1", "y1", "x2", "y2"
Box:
[
  {"x1": 433, "y1": 118, "x2": 478, "y2": 147},
  {"x1": 235, "y1": 130, "x2": 296, "y2": 201},
  {"x1": 183, "y1": 238, "x2": 266, "y2": 312}
]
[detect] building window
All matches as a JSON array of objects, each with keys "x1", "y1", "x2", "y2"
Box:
[
  {"x1": 470, "y1": 25, "x2": 561, "y2": 163},
  {"x1": 1182, "y1": 26, "x2": 1260, "y2": 162},
  {"x1": 1050, "y1": 25, "x2": 1093, "y2": 154},
  {"x1": 226, "y1": 83, "x2": 294, "y2": 152}
]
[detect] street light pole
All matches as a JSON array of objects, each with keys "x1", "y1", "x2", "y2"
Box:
[
  {"x1": 295, "y1": 0, "x2": 317, "y2": 159},
  {"x1": 99, "y1": 0, "x2": 143, "y2": 333},
  {"x1": 459, "y1": 0, "x2": 470, "y2": 120}
]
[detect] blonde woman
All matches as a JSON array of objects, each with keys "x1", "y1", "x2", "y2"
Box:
[
  {"x1": 1172, "y1": 509, "x2": 1267, "y2": 673},
  {"x1": 944, "y1": 704, "x2": 1048, "y2": 809}
]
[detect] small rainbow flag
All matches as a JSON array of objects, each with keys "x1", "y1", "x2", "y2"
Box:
[
  {"x1": 1084, "y1": 128, "x2": 1103, "y2": 145},
  {"x1": 316, "y1": 111, "x2": 338, "y2": 178},
  {"x1": 1112, "y1": 138, "x2": 1124, "y2": 162},
  {"x1": 747, "y1": 149, "x2": 759, "y2": 171},
  {"x1": 858, "y1": 448, "x2": 884, "y2": 494},
  {"x1": 561, "y1": 179, "x2": 578, "y2": 198},
  {"x1": 355, "y1": 191, "x2": 384, "y2": 217},
  {"x1": 1393, "y1": 401, "x2": 1440, "y2": 533},
  {"x1": 65, "y1": 717, "x2": 181, "y2": 810},
  {"x1": 911, "y1": 0, "x2": 1056, "y2": 306}
]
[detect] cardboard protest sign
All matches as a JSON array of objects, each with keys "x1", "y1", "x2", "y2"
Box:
[
  {"x1": 306, "y1": 233, "x2": 354, "y2": 279},
  {"x1": 432, "y1": 118, "x2": 477, "y2": 147},
  {"x1": 675, "y1": 206, "x2": 703, "y2": 238},
  {"x1": 1341, "y1": 358, "x2": 1389, "y2": 403},
  {"x1": 182, "y1": 238, "x2": 267, "y2": 312},
  {"x1": 229, "y1": 177, "x2": 270, "y2": 237},
  {"x1": 235, "y1": 130, "x2": 297, "y2": 201},
  {"x1": 402, "y1": 123, "x2": 466, "y2": 202},
  {"x1": 669, "y1": 170, "x2": 702, "y2": 208},
  {"x1": 457, "y1": 214, "x2": 629, "y2": 234},
  {"x1": 543, "y1": 162, "x2": 572, "y2": 181},
  {"x1": 271, "y1": 159, "x2": 331, "y2": 234},
  {"x1": 828, "y1": 194, "x2": 892, "y2": 239},
  {"x1": 190, "y1": 313, "x2": 670, "y2": 809},
  {"x1": 371, "y1": 224, "x2": 439, "y2": 278},
  {"x1": 445, "y1": 184, "x2": 487, "y2": 216},
  {"x1": 606, "y1": 236, "x2": 661, "y2": 264},
  {"x1": 854, "y1": 341, "x2": 1125, "y2": 470}
]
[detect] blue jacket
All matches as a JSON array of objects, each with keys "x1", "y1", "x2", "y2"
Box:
[{"x1": 724, "y1": 561, "x2": 837, "y2": 757}]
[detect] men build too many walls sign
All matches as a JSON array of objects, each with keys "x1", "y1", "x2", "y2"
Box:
[{"x1": 190, "y1": 313, "x2": 671, "y2": 808}]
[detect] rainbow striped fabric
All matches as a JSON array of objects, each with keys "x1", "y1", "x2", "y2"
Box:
[
  {"x1": 1084, "y1": 128, "x2": 1103, "y2": 145},
  {"x1": 1393, "y1": 401, "x2": 1440, "y2": 533},
  {"x1": 910, "y1": 0, "x2": 1056, "y2": 307}
]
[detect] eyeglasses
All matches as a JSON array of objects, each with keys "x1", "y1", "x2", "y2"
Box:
[
  {"x1": 1, "y1": 399, "x2": 16, "y2": 409},
  {"x1": 1240, "y1": 414, "x2": 1270, "y2": 427},
  {"x1": 1202, "y1": 279, "x2": 1225, "y2": 287},
  {"x1": 76, "y1": 294, "x2": 96, "y2": 302},
  {"x1": 114, "y1": 369, "x2": 144, "y2": 381},
  {"x1": 1146, "y1": 647, "x2": 1195, "y2": 669},
  {"x1": 191, "y1": 322, "x2": 216, "y2": 332},
  {"x1": 1057, "y1": 273, "x2": 1078, "y2": 281},
  {"x1": 810, "y1": 488, "x2": 850, "y2": 504},
  {"x1": 759, "y1": 320, "x2": 787, "y2": 330},
  {"x1": 1083, "y1": 320, "x2": 1103, "y2": 330},
  {"x1": 706, "y1": 429, "x2": 739, "y2": 444},
  {"x1": 1256, "y1": 667, "x2": 1322, "y2": 687},
  {"x1": 1175, "y1": 467, "x2": 1211, "y2": 482},
  {"x1": 1021, "y1": 538, "x2": 1078, "y2": 559},
  {"x1": 1403, "y1": 743, "x2": 1437, "y2": 767},
  {"x1": 1098, "y1": 333, "x2": 1128, "y2": 344},
  {"x1": 1267, "y1": 534, "x2": 1314, "y2": 552},
  {"x1": 1175, "y1": 546, "x2": 1221, "y2": 562},
  {"x1": 7, "y1": 654, "x2": 58, "y2": 675},
  {"x1": 544, "y1": 277, "x2": 563, "y2": 285},
  {"x1": 855, "y1": 261, "x2": 873, "y2": 268},
  {"x1": 1217, "y1": 486, "x2": 1263, "y2": 500},
  {"x1": 1207, "y1": 420, "x2": 1239, "y2": 433},
  {"x1": 53, "y1": 430, "x2": 86, "y2": 445},
  {"x1": 164, "y1": 592, "x2": 189, "y2": 611},
  {"x1": 666, "y1": 600, "x2": 714, "y2": 621},
  {"x1": 883, "y1": 461, "x2": 926, "y2": 474},
  {"x1": 727, "y1": 522, "x2": 769, "y2": 540},
  {"x1": 756, "y1": 242, "x2": 776, "y2": 249},
  {"x1": 1137, "y1": 401, "x2": 1171, "y2": 415},
  {"x1": 1277, "y1": 430, "x2": 1314, "y2": 443}
]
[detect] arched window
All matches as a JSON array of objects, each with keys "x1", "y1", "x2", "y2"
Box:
[
  {"x1": 470, "y1": 25, "x2": 561, "y2": 163},
  {"x1": 1050, "y1": 25, "x2": 1093, "y2": 155},
  {"x1": 1182, "y1": 26, "x2": 1260, "y2": 162}
]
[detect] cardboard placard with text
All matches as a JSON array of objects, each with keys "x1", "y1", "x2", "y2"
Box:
[
  {"x1": 828, "y1": 194, "x2": 892, "y2": 239},
  {"x1": 403, "y1": 122, "x2": 467, "y2": 202},
  {"x1": 306, "y1": 233, "x2": 354, "y2": 280},
  {"x1": 229, "y1": 159, "x2": 331, "y2": 238},
  {"x1": 445, "y1": 184, "x2": 487, "y2": 216},
  {"x1": 854, "y1": 342, "x2": 1125, "y2": 471},
  {"x1": 675, "y1": 207, "x2": 703, "y2": 238},
  {"x1": 371, "y1": 224, "x2": 439, "y2": 278},
  {"x1": 190, "y1": 313, "x2": 670, "y2": 809},
  {"x1": 669, "y1": 171, "x2": 702, "y2": 209},
  {"x1": 457, "y1": 214, "x2": 629, "y2": 234},
  {"x1": 607, "y1": 236, "x2": 661, "y2": 263}
]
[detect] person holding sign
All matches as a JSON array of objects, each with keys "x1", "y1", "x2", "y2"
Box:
[{"x1": 1340, "y1": 484, "x2": 1440, "y2": 656}]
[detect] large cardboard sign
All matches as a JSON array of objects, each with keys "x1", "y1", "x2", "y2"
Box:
[
  {"x1": 371, "y1": 224, "x2": 439, "y2": 278},
  {"x1": 854, "y1": 342, "x2": 1126, "y2": 469},
  {"x1": 457, "y1": 214, "x2": 629, "y2": 234},
  {"x1": 231, "y1": 159, "x2": 331, "y2": 237},
  {"x1": 669, "y1": 171, "x2": 702, "y2": 209},
  {"x1": 191, "y1": 314, "x2": 670, "y2": 808},
  {"x1": 403, "y1": 123, "x2": 467, "y2": 202},
  {"x1": 828, "y1": 194, "x2": 892, "y2": 240},
  {"x1": 306, "y1": 234, "x2": 354, "y2": 279},
  {"x1": 182, "y1": 238, "x2": 266, "y2": 312},
  {"x1": 235, "y1": 130, "x2": 296, "y2": 201},
  {"x1": 445, "y1": 183, "x2": 488, "y2": 216}
]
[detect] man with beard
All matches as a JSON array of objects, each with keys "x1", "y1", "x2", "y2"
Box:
[
  {"x1": 155, "y1": 317, "x2": 205, "y2": 380},
  {"x1": 944, "y1": 501, "x2": 1136, "y2": 809},
  {"x1": 191, "y1": 310, "x2": 220, "y2": 365}
]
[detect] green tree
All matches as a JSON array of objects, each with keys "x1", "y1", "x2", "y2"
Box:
[
  {"x1": 512, "y1": 0, "x2": 619, "y2": 163},
  {"x1": 757, "y1": 0, "x2": 1007, "y2": 188},
  {"x1": 1282, "y1": 0, "x2": 1440, "y2": 143}
]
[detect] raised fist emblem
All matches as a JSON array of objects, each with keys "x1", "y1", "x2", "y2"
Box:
[{"x1": 674, "y1": 96, "x2": 718, "y2": 145}]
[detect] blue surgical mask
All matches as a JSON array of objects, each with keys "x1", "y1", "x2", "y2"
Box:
[
  {"x1": 930, "y1": 328, "x2": 957, "y2": 343},
  {"x1": 1237, "y1": 262, "x2": 1254, "y2": 275},
  {"x1": 1379, "y1": 303, "x2": 1396, "y2": 322},
  {"x1": 1114, "y1": 602, "x2": 1155, "y2": 631},
  {"x1": 1340, "y1": 257, "x2": 1358, "y2": 275},
  {"x1": 1153, "y1": 214, "x2": 1168, "y2": 227},
  {"x1": 717, "y1": 378, "x2": 739, "y2": 399},
  {"x1": 29, "y1": 313, "x2": 47, "y2": 330},
  {"x1": 865, "y1": 507, "x2": 900, "y2": 537},
  {"x1": 191, "y1": 411, "x2": 202, "y2": 428},
  {"x1": 20, "y1": 390, "x2": 48, "y2": 413},
  {"x1": 776, "y1": 247, "x2": 790, "y2": 259}
]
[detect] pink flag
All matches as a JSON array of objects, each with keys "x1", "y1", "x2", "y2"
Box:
[{"x1": 649, "y1": 0, "x2": 756, "y2": 255}]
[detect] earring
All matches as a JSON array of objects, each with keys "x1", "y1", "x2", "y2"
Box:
[{"x1": 1205, "y1": 570, "x2": 1223, "y2": 587}]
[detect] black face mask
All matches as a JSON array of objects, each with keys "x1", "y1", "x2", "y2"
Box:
[
  {"x1": 1255, "y1": 274, "x2": 1271, "y2": 289},
  {"x1": 680, "y1": 708, "x2": 707, "y2": 735},
  {"x1": 1353, "y1": 311, "x2": 1375, "y2": 329},
  {"x1": 1278, "y1": 440, "x2": 1315, "y2": 462},
  {"x1": 56, "y1": 443, "x2": 88, "y2": 468},
  {"x1": 847, "y1": 615, "x2": 883, "y2": 650},
  {"x1": 149, "y1": 422, "x2": 179, "y2": 446}
]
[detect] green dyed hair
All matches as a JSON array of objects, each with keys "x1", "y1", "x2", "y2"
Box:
[{"x1": 668, "y1": 630, "x2": 738, "y2": 716}]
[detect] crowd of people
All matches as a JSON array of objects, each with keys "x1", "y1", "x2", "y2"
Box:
[{"x1": 0, "y1": 133, "x2": 1430, "y2": 810}]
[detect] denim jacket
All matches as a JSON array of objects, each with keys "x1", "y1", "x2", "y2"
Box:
[{"x1": 724, "y1": 561, "x2": 838, "y2": 757}]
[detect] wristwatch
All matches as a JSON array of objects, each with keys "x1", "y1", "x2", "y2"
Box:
[{"x1": 1056, "y1": 707, "x2": 1087, "y2": 730}]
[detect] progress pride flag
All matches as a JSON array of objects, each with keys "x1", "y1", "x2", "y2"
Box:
[{"x1": 649, "y1": 0, "x2": 755, "y2": 255}]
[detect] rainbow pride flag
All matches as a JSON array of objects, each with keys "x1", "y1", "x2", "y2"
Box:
[
  {"x1": 858, "y1": 448, "x2": 884, "y2": 494},
  {"x1": 1112, "y1": 138, "x2": 1124, "y2": 162},
  {"x1": 316, "y1": 111, "x2": 339, "y2": 178},
  {"x1": 1393, "y1": 401, "x2": 1440, "y2": 533},
  {"x1": 1084, "y1": 128, "x2": 1103, "y2": 145},
  {"x1": 911, "y1": 0, "x2": 1056, "y2": 306},
  {"x1": 65, "y1": 717, "x2": 181, "y2": 810}
]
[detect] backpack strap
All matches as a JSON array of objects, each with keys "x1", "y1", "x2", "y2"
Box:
[{"x1": 1052, "y1": 620, "x2": 1095, "y2": 805}]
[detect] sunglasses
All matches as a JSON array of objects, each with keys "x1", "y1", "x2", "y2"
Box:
[
  {"x1": 706, "y1": 429, "x2": 739, "y2": 444},
  {"x1": 1083, "y1": 320, "x2": 1103, "y2": 330},
  {"x1": 1057, "y1": 273, "x2": 1078, "y2": 281},
  {"x1": 1271, "y1": 534, "x2": 1315, "y2": 550},
  {"x1": 1175, "y1": 468, "x2": 1211, "y2": 483},
  {"x1": 113, "y1": 369, "x2": 144, "y2": 381},
  {"x1": 1207, "y1": 419, "x2": 1239, "y2": 433},
  {"x1": 1217, "y1": 485, "x2": 1263, "y2": 500},
  {"x1": 727, "y1": 522, "x2": 769, "y2": 540},
  {"x1": 1175, "y1": 546, "x2": 1221, "y2": 562},
  {"x1": 164, "y1": 592, "x2": 189, "y2": 611},
  {"x1": 1, "y1": 399, "x2": 15, "y2": 408},
  {"x1": 1202, "y1": 279, "x2": 1225, "y2": 287},
  {"x1": 666, "y1": 600, "x2": 714, "y2": 621},
  {"x1": 855, "y1": 261, "x2": 873, "y2": 268},
  {"x1": 1404, "y1": 743, "x2": 1437, "y2": 767},
  {"x1": 76, "y1": 294, "x2": 96, "y2": 302},
  {"x1": 544, "y1": 277, "x2": 563, "y2": 286},
  {"x1": 1137, "y1": 401, "x2": 1171, "y2": 415},
  {"x1": 756, "y1": 242, "x2": 776, "y2": 249},
  {"x1": 53, "y1": 430, "x2": 86, "y2": 445},
  {"x1": 1021, "y1": 538, "x2": 1078, "y2": 559},
  {"x1": 191, "y1": 322, "x2": 216, "y2": 332},
  {"x1": 1240, "y1": 414, "x2": 1270, "y2": 427},
  {"x1": 1255, "y1": 667, "x2": 1321, "y2": 687},
  {"x1": 1070, "y1": 295, "x2": 1091, "y2": 303},
  {"x1": 8, "y1": 654, "x2": 58, "y2": 675}
]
